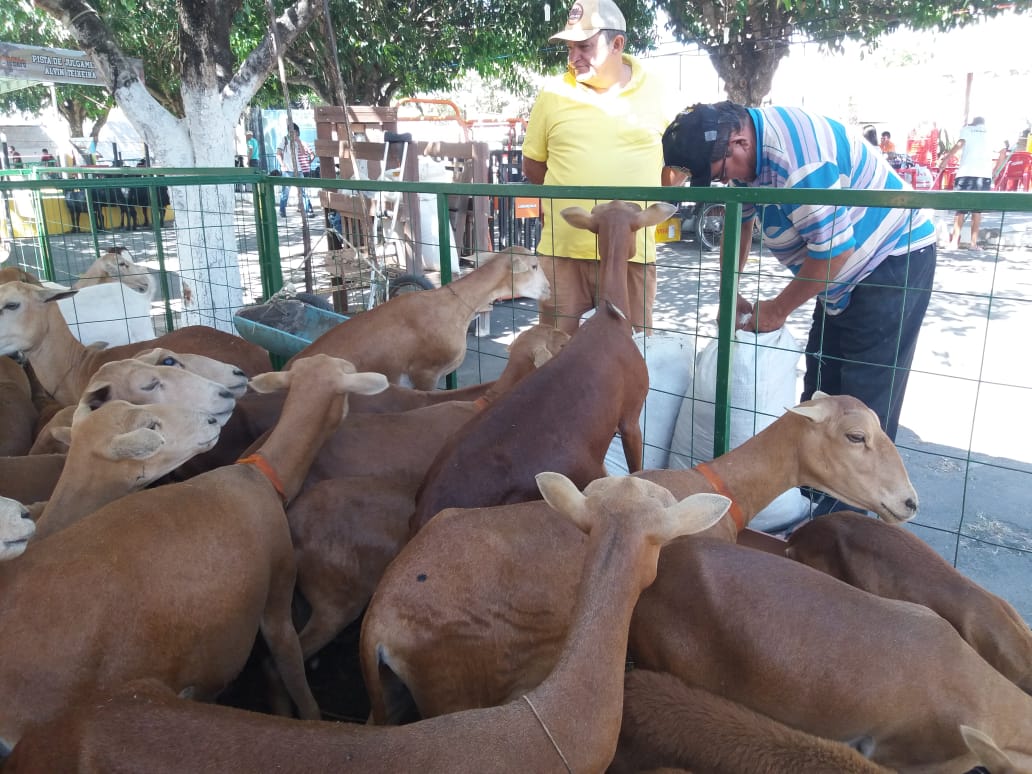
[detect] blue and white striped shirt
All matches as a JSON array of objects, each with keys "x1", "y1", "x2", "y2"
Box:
[{"x1": 743, "y1": 106, "x2": 936, "y2": 313}]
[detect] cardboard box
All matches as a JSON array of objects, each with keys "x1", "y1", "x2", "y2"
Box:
[{"x1": 655, "y1": 216, "x2": 681, "y2": 243}]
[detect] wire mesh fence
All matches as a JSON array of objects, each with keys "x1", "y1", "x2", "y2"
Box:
[{"x1": 2, "y1": 169, "x2": 1032, "y2": 619}]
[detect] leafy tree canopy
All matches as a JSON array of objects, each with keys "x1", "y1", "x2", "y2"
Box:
[
  {"x1": 258, "y1": 0, "x2": 658, "y2": 107},
  {"x1": 657, "y1": 0, "x2": 1032, "y2": 105}
]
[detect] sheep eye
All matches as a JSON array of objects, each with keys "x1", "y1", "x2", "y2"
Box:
[
  {"x1": 141, "y1": 379, "x2": 160, "y2": 392},
  {"x1": 3, "y1": 302, "x2": 19, "y2": 311},
  {"x1": 159, "y1": 356, "x2": 181, "y2": 367},
  {"x1": 846, "y1": 431, "x2": 866, "y2": 444}
]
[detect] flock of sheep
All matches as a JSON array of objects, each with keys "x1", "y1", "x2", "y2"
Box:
[{"x1": 0, "y1": 199, "x2": 1030, "y2": 772}]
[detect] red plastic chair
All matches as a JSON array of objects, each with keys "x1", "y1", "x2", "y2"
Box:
[
  {"x1": 995, "y1": 151, "x2": 1032, "y2": 192},
  {"x1": 936, "y1": 168, "x2": 957, "y2": 190}
]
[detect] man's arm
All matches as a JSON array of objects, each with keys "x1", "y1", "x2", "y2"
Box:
[
  {"x1": 939, "y1": 139, "x2": 965, "y2": 169},
  {"x1": 523, "y1": 156, "x2": 547, "y2": 185},
  {"x1": 662, "y1": 166, "x2": 687, "y2": 187},
  {"x1": 743, "y1": 251, "x2": 852, "y2": 332}
]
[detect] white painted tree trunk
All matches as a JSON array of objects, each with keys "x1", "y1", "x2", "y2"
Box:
[
  {"x1": 118, "y1": 82, "x2": 246, "y2": 332},
  {"x1": 37, "y1": 0, "x2": 322, "y2": 334}
]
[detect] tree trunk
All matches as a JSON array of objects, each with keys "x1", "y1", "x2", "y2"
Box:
[
  {"x1": 57, "y1": 98, "x2": 87, "y2": 139},
  {"x1": 34, "y1": 0, "x2": 322, "y2": 332},
  {"x1": 708, "y1": 41, "x2": 790, "y2": 106}
]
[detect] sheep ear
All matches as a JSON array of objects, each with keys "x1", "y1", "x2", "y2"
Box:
[
  {"x1": 134, "y1": 348, "x2": 162, "y2": 363},
  {"x1": 341, "y1": 371, "x2": 389, "y2": 395},
  {"x1": 82, "y1": 383, "x2": 113, "y2": 411},
  {"x1": 659, "y1": 493, "x2": 730, "y2": 542},
  {"x1": 560, "y1": 206, "x2": 597, "y2": 233},
  {"x1": 537, "y1": 472, "x2": 592, "y2": 532},
  {"x1": 959, "y1": 725, "x2": 1014, "y2": 771},
  {"x1": 637, "y1": 202, "x2": 678, "y2": 228},
  {"x1": 49, "y1": 426, "x2": 73, "y2": 450},
  {"x1": 104, "y1": 428, "x2": 165, "y2": 460},
  {"x1": 72, "y1": 397, "x2": 102, "y2": 425},
  {"x1": 248, "y1": 370, "x2": 293, "y2": 393},
  {"x1": 38, "y1": 283, "x2": 77, "y2": 303},
  {"x1": 787, "y1": 396, "x2": 832, "y2": 423}
]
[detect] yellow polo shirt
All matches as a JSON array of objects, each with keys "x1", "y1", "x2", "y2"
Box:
[{"x1": 523, "y1": 54, "x2": 673, "y2": 263}]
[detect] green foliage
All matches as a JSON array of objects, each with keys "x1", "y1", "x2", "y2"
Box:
[
  {"x1": 0, "y1": 0, "x2": 179, "y2": 120},
  {"x1": 657, "y1": 0, "x2": 1032, "y2": 104},
  {"x1": 276, "y1": 0, "x2": 657, "y2": 106},
  {"x1": 0, "y1": 3, "x2": 114, "y2": 130}
]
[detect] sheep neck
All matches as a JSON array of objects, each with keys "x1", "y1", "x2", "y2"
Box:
[
  {"x1": 250, "y1": 381, "x2": 349, "y2": 505},
  {"x1": 36, "y1": 467, "x2": 139, "y2": 540},
  {"x1": 28, "y1": 304, "x2": 94, "y2": 406},
  {"x1": 520, "y1": 521, "x2": 657, "y2": 771},
  {"x1": 593, "y1": 219, "x2": 636, "y2": 317},
  {"x1": 445, "y1": 254, "x2": 514, "y2": 326},
  {"x1": 639, "y1": 413, "x2": 804, "y2": 540},
  {"x1": 699, "y1": 413, "x2": 804, "y2": 531}
]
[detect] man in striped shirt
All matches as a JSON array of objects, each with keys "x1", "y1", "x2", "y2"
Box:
[
  {"x1": 277, "y1": 122, "x2": 313, "y2": 217},
  {"x1": 663, "y1": 102, "x2": 937, "y2": 515}
]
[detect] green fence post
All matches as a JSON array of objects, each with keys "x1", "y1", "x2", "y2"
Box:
[
  {"x1": 713, "y1": 201, "x2": 744, "y2": 459},
  {"x1": 437, "y1": 191, "x2": 458, "y2": 390},
  {"x1": 256, "y1": 177, "x2": 284, "y2": 302}
]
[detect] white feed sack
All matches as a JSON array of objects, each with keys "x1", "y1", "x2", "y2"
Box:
[
  {"x1": 604, "y1": 330, "x2": 697, "y2": 475},
  {"x1": 669, "y1": 328, "x2": 810, "y2": 533}
]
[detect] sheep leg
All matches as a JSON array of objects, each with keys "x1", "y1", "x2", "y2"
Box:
[
  {"x1": 297, "y1": 592, "x2": 368, "y2": 662},
  {"x1": 618, "y1": 414, "x2": 645, "y2": 473},
  {"x1": 259, "y1": 563, "x2": 321, "y2": 720}
]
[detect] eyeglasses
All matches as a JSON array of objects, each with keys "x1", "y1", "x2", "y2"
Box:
[{"x1": 712, "y1": 141, "x2": 737, "y2": 184}]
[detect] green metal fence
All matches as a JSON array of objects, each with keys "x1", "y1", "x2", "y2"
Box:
[{"x1": 3, "y1": 168, "x2": 1032, "y2": 619}]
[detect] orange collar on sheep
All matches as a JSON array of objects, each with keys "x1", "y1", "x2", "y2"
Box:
[
  {"x1": 695, "y1": 461, "x2": 745, "y2": 533},
  {"x1": 237, "y1": 452, "x2": 287, "y2": 504}
]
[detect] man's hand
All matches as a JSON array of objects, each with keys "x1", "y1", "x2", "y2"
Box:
[
  {"x1": 736, "y1": 298, "x2": 788, "y2": 332},
  {"x1": 734, "y1": 293, "x2": 754, "y2": 327}
]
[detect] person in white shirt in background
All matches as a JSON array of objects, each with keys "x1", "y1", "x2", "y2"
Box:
[{"x1": 940, "y1": 116, "x2": 994, "y2": 250}]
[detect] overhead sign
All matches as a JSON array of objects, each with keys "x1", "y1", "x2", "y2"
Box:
[{"x1": 0, "y1": 41, "x2": 143, "y2": 90}]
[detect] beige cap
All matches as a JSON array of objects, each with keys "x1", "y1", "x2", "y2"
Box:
[{"x1": 549, "y1": 0, "x2": 626, "y2": 42}]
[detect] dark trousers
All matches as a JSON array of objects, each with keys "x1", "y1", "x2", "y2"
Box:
[{"x1": 801, "y1": 243, "x2": 936, "y2": 516}]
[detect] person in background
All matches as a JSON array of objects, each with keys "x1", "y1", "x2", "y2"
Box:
[
  {"x1": 663, "y1": 102, "x2": 937, "y2": 517},
  {"x1": 246, "y1": 131, "x2": 260, "y2": 168},
  {"x1": 9, "y1": 146, "x2": 22, "y2": 168},
  {"x1": 276, "y1": 122, "x2": 313, "y2": 217},
  {"x1": 880, "y1": 131, "x2": 895, "y2": 154},
  {"x1": 522, "y1": 0, "x2": 683, "y2": 335},
  {"x1": 863, "y1": 125, "x2": 879, "y2": 148},
  {"x1": 939, "y1": 116, "x2": 993, "y2": 250},
  {"x1": 40, "y1": 148, "x2": 55, "y2": 166}
]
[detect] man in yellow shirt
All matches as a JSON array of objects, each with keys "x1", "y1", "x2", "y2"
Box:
[{"x1": 522, "y1": 0, "x2": 682, "y2": 334}]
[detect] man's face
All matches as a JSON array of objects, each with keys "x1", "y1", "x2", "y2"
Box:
[
  {"x1": 709, "y1": 133, "x2": 756, "y2": 185},
  {"x1": 566, "y1": 32, "x2": 618, "y2": 85}
]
